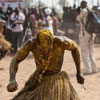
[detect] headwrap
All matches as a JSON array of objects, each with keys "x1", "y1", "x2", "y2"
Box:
[
  {"x1": 37, "y1": 30, "x2": 53, "y2": 46},
  {"x1": 44, "y1": 8, "x2": 52, "y2": 15}
]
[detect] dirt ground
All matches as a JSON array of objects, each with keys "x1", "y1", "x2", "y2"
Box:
[{"x1": 0, "y1": 44, "x2": 100, "y2": 100}]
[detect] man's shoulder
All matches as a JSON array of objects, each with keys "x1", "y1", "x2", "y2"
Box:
[
  {"x1": 81, "y1": 8, "x2": 90, "y2": 13},
  {"x1": 53, "y1": 35, "x2": 72, "y2": 43},
  {"x1": 25, "y1": 37, "x2": 37, "y2": 45}
]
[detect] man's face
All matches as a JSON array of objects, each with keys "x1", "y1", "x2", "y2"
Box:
[
  {"x1": 81, "y1": 2, "x2": 87, "y2": 9},
  {"x1": 15, "y1": 8, "x2": 19, "y2": 15},
  {"x1": 1, "y1": 2, "x2": 5, "y2": 7},
  {"x1": 39, "y1": 36, "x2": 53, "y2": 50}
]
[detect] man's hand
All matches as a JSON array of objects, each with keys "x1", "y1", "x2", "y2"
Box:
[
  {"x1": 7, "y1": 80, "x2": 18, "y2": 92},
  {"x1": 76, "y1": 73, "x2": 84, "y2": 84}
]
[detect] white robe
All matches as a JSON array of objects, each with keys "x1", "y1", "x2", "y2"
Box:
[{"x1": 77, "y1": 8, "x2": 98, "y2": 73}]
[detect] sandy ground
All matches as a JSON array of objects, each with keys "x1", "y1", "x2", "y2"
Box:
[{"x1": 0, "y1": 44, "x2": 100, "y2": 100}]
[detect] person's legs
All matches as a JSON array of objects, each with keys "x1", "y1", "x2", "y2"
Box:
[
  {"x1": 5, "y1": 29, "x2": 12, "y2": 43},
  {"x1": 89, "y1": 38, "x2": 98, "y2": 73},
  {"x1": 18, "y1": 31, "x2": 23, "y2": 48},
  {"x1": 80, "y1": 36, "x2": 92, "y2": 74},
  {"x1": 11, "y1": 32, "x2": 18, "y2": 54}
]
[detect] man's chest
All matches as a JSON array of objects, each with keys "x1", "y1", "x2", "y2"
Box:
[{"x1": 32, "y1": 46, "x2": 63, "y2": 62}]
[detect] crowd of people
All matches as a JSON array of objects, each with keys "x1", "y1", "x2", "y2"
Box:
[
  {"x1": 0, "y1": 2, "x2": 100, "y2": 55},
  {"x1": 0, "y1": 2, "x2": 99, "y2": 73},
  {"x1": 0, "y1": 2, "x2": 60, "y2": 55}
]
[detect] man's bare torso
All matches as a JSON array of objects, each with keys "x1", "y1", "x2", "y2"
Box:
[{"x1": 32, "y1": 37, "x2": 65, "y2": 74}]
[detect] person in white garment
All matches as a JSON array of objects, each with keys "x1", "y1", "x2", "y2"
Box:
[
  {"x1": 43, "y1": 8, "x2": 53, "y2": 34},
  {"x1": 77, "y1": 1, "x2": 98, "y2": 75}
]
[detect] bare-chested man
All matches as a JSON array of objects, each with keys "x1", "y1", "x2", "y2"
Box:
[{"x1": 7, "y1": 30, "x2": 84, "y2": 100}]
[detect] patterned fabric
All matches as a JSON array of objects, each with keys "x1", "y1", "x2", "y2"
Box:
[{"x1": 13, "y1": 71, "x2": 80, "y2": 100}]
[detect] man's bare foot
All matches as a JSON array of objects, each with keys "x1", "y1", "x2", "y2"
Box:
[{"x1": 0, "y1": 68, "x2": 4, "y2": 70}]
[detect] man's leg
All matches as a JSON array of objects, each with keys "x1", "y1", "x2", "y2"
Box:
[
  {"x1": 6, "y1": 29, "x2": 12, "y2": 44},
  {"x1": 89, "y1": 38, "x2": 98, "y2": 73},
  {"x1": 80, "y1": 36, "x2": 92, "y2": 74},
  {"x1": 11, "y1": 32, "x2": 18, "y2": 54},
  {"x1": 18, "y1": 31, "x2": 23, "y2": 48}
]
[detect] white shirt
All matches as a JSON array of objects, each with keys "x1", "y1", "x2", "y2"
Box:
[
  {"x1": 10, "y1": 12, "x2": 25, "y2": 32},
  {"x1": 77, "y1": 8, "x2": 89, "y2": 37},
  {"x1": 43, "y1": 16, "x2": 53, "y2": 34}
]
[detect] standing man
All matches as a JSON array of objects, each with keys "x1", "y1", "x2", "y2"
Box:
[
  {"x1": 77, "y1": 1, "x2": 98, "y2": 75},
  {"x1": 29, "y1": 8, "x2": 37, "y2": 36},
  {"x1": 1, "y1": 2, "x2": 6, "y2": 15},
  {"x1": 18, "y1": 3, "x2": 23, "y2": 12},
  {"x1": 10, "y1": 8, "x2": 25, "y2": 54},
  {"x1": 43, "y1": 8, "x2": 54, "y2": 34},
  {"x1": 5, "y1": 7, "x2": 13, "y2": 44}
]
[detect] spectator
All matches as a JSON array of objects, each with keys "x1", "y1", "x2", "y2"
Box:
[
  {"x1": 77, "y1": 1, "x2": 98, "y2": 75},
  {"x1": 10, "y1": 8, "x2": 25, "y2": 54},
  {"x1": 18, "y1": 3, "x2": 23, "y2": 11},
  {"x1": 1, "y1": 2, "x2": 6, "y2": 15},
  {"x1": 29, "y1": 7, "x2": 37, "y2": 36},
  {"x1": 4, "y1": 6, "x2": 13, "y2": 44},
  {"x1": 43, "y1": 8, "x2": 54, "y2": 34}
]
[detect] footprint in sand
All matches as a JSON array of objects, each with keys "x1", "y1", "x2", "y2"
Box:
[{"x1": 0, "y1": 68, "x2": 4, "y2": 70}]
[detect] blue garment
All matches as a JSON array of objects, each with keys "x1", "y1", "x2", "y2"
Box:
[
  {"x1": 6, "y1": 17, "x2": 11, "y2": 29},
  {"x1": 2, "y1": 10, "x2": 6, "y2": 16}
]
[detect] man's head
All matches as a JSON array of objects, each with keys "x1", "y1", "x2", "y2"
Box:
[
  {"x1": 1, "y1": 2, "x2": 5, "y2": 7},
  {"x1": 31, "y1": 7, "x2": 37, "y2": 14},
  {"x1": 81, "y1": 1, "x2": 87, "y2": 9},
  {"x1": 15, "y1": 8, "x2": 20, "y2": 15},
  {"x1": 18, "y1": 3, "x2": 22, "y2": 10},
  {"x1": 37, "y1": 30, "x2": 53, "y2": 50}
]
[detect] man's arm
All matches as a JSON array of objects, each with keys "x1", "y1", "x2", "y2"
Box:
[
  {"x1": 55, "y1": 36, "x2": 84, "y2": 84},
  {"x1": 15, "y1": 20, "x2": 24, "y2": 24},
  {"x1": 7, "y1": 39, "x2": 35, "y2": 92},
  {"x1": 77, "y1": 8, "x2": 88, "y2": 24},
  {"x1": 9, "y1": 41, "x2": 31, "y2": 82},
  {"x1": 62, "y1": 37, "x2": 81, "y2": 73},
  {"x1": 43, "y1": 17, "x2": 49, "y2": 27},
  {"x1": 16, "y1": 14, "x2": 25, "y2": 24}
]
